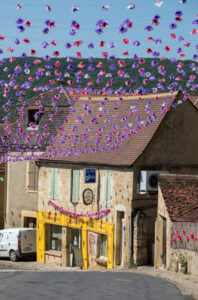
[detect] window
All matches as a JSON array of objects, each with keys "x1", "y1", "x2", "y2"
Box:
[
  {"x1": 104, "y1": 171, "x2": 112, "y2": 208},
  {"x1": 27, "y1": 160, "x2": 38, "y2": 190},
  {"x1": 100, "y1": 234, "x2": 107, "y2": 257},
  {"x1": 71, "y1": 169, "x2": 80, "y2": 204},
  {"x1": 27, "y1": 109, "x2": 43, "y2": 129},
  {"x1": 50, "y1": 168, "x2": 58, "y2": 200},
  {"x1": 48, "y1": 225, "x2": 62, "y2": 252}
]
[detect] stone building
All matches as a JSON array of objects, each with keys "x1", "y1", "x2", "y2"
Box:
[
  {"x1": 155, "y1": 175, "x2": 198, "y2": 276},
  {"x1": 36, "y1": 91, "x2": 198, "y2": 269},
  {"x1": 4, "y1": 88, "x2": 70, "y2": 228}
]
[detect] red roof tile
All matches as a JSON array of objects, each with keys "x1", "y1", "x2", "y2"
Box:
[{"x1": 159, "y1": 174, "x2": 198, "y2": 222}]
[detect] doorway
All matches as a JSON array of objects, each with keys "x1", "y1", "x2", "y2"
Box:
[
  {"x1": 24, "y1": 217, "x2": 36, "y2": 228},
  {"x1": 115, "y1": 211, "x2": 125, "y2": 266}
]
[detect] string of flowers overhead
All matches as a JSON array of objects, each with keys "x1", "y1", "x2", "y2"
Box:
[{"x1": 48, "y1": 200, "x2": 110, "y2": 218}]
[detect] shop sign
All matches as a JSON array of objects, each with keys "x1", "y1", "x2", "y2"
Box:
[{"x1": 84, "y1": 168, "x2": 96, "y2": 183}]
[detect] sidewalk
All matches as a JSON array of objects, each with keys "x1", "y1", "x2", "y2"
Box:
[{"x1": 125, "y1": 266, "x2": 198, "y2": 300}]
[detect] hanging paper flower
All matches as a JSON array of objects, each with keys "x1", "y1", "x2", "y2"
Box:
[
  {"x1": 46, "y1": 5, "x2": 51, "y2": 12},
  {"x1": 17, "y1": 26, "x2": 25, "y2": 33},
  {"x1": 71, "y1": 6, "x2": 79, "y2": 13},
  {"x1": 42, "y1": 28, "x2": 49, "y2": 34},
  {"x1": 155, "y1": 1, "x2": 163, "y2": 7},
  {"x1": 17, "y1": 3, "x2": 23, "y2": 9},
  {"x1": 102, "y1": 5, "x2": 109, "y2": 11}
]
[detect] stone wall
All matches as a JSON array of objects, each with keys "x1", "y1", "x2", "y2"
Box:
[{"x1": 169, "y1": 249, "x2": 198, "y2": 275}]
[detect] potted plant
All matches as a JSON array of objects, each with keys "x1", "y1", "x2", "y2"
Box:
[{"x1": 177, "y1": 253, "x2": 187, "y2": 274}]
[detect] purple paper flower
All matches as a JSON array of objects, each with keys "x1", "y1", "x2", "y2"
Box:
[
  {"x1": 154, "y1": 14, "x2": 160, "y2": 19},
  {"x1": 177, "y1": 47, "x2": 182, "y2": 53},
  {"x1": 17, "y1": 25, "x2": 25, "y2": 32},
  {"x1": 178, "y1": 35, "x2": 184, "y2": 41},
  {"x1": 16, "y1": 18, "x2": 24, "y2": 24},
  {"x1": 108, "y1": 55, "x2": 116, "y2": 61},
  {"x1": 154, "y1": 39, "x2": 162, "y2": 44},
  {"x1": 65, "y1": 42, "x2": 72, "y2": 48},
  {"x1": 45, "y1": 19, "x2": 51, "y2": 26},
  {"x1": 133, "y1": 40, "x2": 140, "y2": 46},
  {"x1": 0, "y1": 49, "x2": 3, "y2": 54},
  {"x1": 96, "y1": 28, "x2": 103, "y2": 34},
  {"x1": 153, "y1": 51, "x2": 160, "y2": 57},
  {"x1": 108, "y1": 42, "x2": 115, "y2": 48},
  {"x1": 42, "y1": 41, "x2": 49, "y2": 48},
  {"x1": 69, "y1": 29, "x2": 76, "y2": 35},
  {"x1": 43, "y1": 55, "x2": 51, "y2": 61},
  {"x1": 119, "y1": 25, "x2": 127, "y2": 33},
  {"x1": 67, "y1": 56, "x2": 74, "y2": 62},
  {"x1": 24, "y1": 61, "x2": 30, "y2": 68},
  {"x1": 169, "y1": 23, "x2": 177, "y2": 29},
  {"x1": 175, "y1": 10, "x2": 183, "y2": 16},
  {"x1": 67, "y1": 64, "x2": 73, "y2": 70},
  {"x1": 109, "y1": 64, "x2": 116, "y2": 70},
  {"x1": 192, "y1": 20, "x2": 198, "y2": 25},
  {"x1": 132, "y1": 63, "x2": 139, "y2": 68},
  {"x1": 89, "y1": 57, "x2": 94, "y2": 62},
  {"x1": 88, "y1": 43, "x2": 94, "y2": 49},
  {"x1": 14, "y1": 38, "x2": 20, "y2": 45},
  {"x1": 170, "y1": 58, "x2": 177, "y2": 63},
  {"x1": 144, "y1": 25, "x2": 153, "y2": 31},
  {"x1": 151, "y1": 60, "x2": 158, "y2": 67},
  {"x1": 21, "y1": 52, "x2": 27, "y2": 57},
  {"x1": 42, "y1": 28, "x2": 49, "y2": 34},
  {"x1": 133, "y1": 54, "x2": 139, "y2": 60}
]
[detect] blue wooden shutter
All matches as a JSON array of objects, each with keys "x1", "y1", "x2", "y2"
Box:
[
  {"x1": 50, "y1": 168, "x2": 58, "y2": 200},
  {"x1": 71, "y1": 169, "x2": 80, "y2": 203}
]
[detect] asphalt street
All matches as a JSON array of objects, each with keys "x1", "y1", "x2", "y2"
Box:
[{"x1": 0, "y1": 271, "x2": 193, "y2": 300}]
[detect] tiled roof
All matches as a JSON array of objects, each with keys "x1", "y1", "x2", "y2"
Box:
[
  {"x1": 159, "y1": 174, "x2": 198, "y2": 222},
  {"x1": 8, "y1": 88, "x2": 70, "y2": 151},
  {"x1": 40, "y1": 91, "x2": 178, "y2": 166}
]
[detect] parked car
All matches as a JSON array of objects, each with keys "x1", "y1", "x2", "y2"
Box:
[{"x1": 0, "y1": 228, "x2": 36, "y2": 262}]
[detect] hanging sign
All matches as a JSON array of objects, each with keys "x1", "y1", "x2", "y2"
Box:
[{"x1": 84, "y1": 168, "x2": 96, "y2": 183}]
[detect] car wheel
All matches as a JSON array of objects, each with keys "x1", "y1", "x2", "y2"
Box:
[{"x1": 9, "y1": 250, "x2": 18, "y2": 262}]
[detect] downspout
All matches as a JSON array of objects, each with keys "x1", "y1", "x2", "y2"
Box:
[{"x1": 97, "y1": 168, "x2": 100, "y2": 214}]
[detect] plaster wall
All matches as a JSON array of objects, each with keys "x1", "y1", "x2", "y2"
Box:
[
  {"x1": 38, "y1": 164, "x2": 133, "y2": 267},
  {"x1": 5, "y1": 157, "x2": 38, "y2": 228}
]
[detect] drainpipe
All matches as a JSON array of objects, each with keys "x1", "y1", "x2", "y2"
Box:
[{"x1": 97, "y1": 168, "x2": 100, "y2": 214}]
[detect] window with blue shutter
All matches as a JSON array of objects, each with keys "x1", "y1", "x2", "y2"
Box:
[
  {"x1": 50, "y1": 168, "x2": 58, "y2": 200},
  {"x1": 71, "y1": 169, "x2": 80, "y2": 204},
  {"x1": 104, "y1": 171, "x2": 112, "y2": 208}
]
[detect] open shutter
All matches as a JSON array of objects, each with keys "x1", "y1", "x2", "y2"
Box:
[
  {"x1": 53, "y1": 168, "x2": 58, "y2": 200},
  {"x1": 34, "y1": 163, "x2": 38, "y2": 190},
  {"x1": 106, "y1": 172, "x2": 112, "y2": 208},
  {"x1": 71, "y1": 169, "x2": 80, "y2": 203},
  {"x1": 104, "y1": 172, "x2": 108, "y2": 207},
  {"x1": 50, "y1": 168, "x2": 58, "y2": 200},
  {"x1": 28, "y1": 161, "x2": 35, "y2": 190}
]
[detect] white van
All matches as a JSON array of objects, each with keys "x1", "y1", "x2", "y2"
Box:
[{"x1": 0, "y1": 228, "x2": 36, "y2": 262}]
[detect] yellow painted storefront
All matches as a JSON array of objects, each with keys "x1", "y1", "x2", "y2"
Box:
[{"x1": 37, "y1": 211, "x2": 114, "y2": 269}]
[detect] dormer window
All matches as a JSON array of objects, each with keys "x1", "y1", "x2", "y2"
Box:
[{"x1": 27, "y1": 109, "x2": 43, "y2": 130}]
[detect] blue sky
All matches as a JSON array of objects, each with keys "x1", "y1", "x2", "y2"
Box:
[{"x1": 0, "y1": 0, "x2": 197, "y2": 59}]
